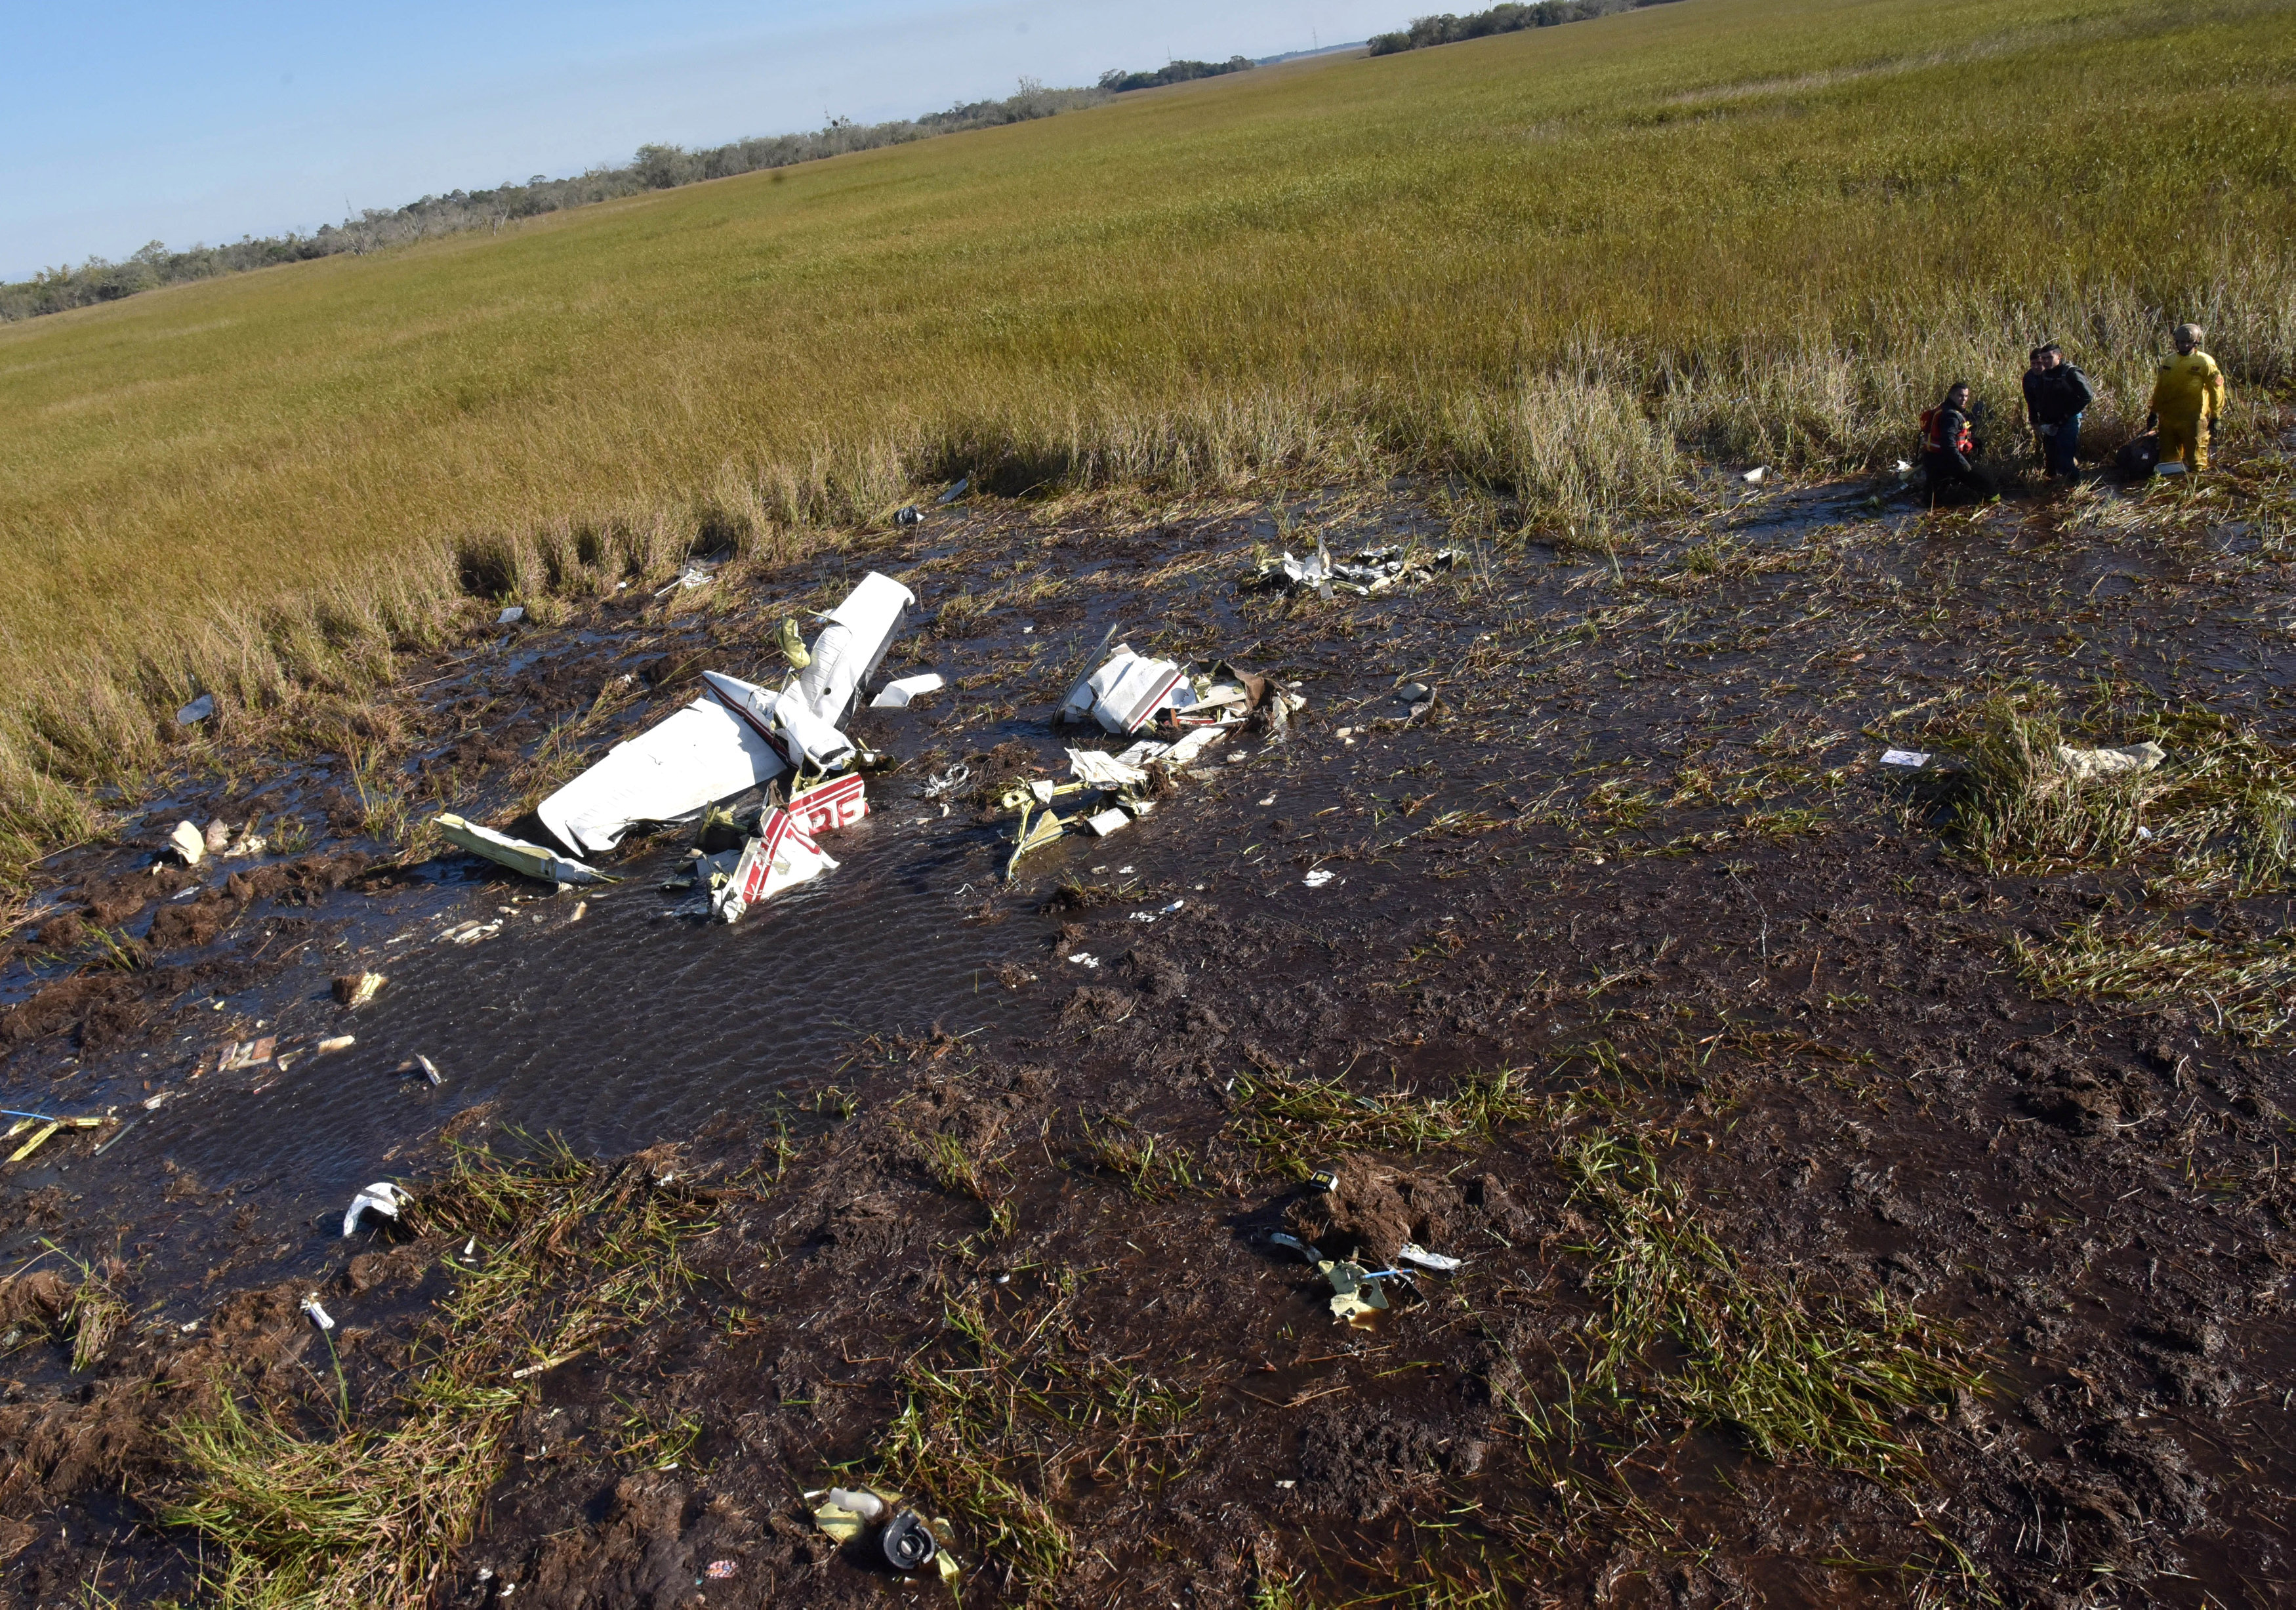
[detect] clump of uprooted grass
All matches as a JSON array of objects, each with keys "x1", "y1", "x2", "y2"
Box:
[
  {"x1": 2011, "y1": 916, "x2": 2296, "y2": 1044},
  {"x1": 865, "y1": 1290, "x2": 1201, "y2": 1601},
  {"x1": 1938, "y1": 701, "x2": 2295, "y2": 892},
  {"x1": 1226, "y1": 1066, "x2": 1544, "y2": 1177},
  {"x1": 162, "y1": 1141, "x2": 718, "y2": 1610},
  {"x1": 1544, "y1": 1131, "x2": 1978, "y2": 1489},
  {"x1": 1940, "y1": 699, "x2": 2168, "y2": 874}
]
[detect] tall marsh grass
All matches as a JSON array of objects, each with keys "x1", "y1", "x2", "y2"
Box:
[{"x1": 3, "y1": 0, "x2": 2293, "y2": 867}]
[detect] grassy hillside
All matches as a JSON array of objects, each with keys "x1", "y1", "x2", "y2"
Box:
[{"x1": 4, "y1": 0, "x2": 2294, "y2": 856}]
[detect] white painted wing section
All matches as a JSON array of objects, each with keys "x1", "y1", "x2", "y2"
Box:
[
  {"x1": 800, "y1": 571, "x2": 916, "y2": 722},
  {"x1": 537, "y1": 695, "x2": 789, "y2": 856}
]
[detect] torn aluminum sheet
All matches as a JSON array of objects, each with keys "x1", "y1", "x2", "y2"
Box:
[
  {"x1": 870, "y1": 672, "x2": 945, "y2": 709},
  {"x1": 169, "y1": 821, "x2": 205, "y2": 867},
  {"x1": 1257, "y1": 540, "x2": 1458, "y2": 598},
  {"x1": 788, "y1": 774, "x2": 867, "y2": 837},
  {"x1": 712, "y1": 807, "x2": 838, "y2": 922},
  {"x1": 1082, "y1": 807, "x2": 1130, "y2": 837},
  {"x1": 1060, "y1": 645, "x2": 1185, "y2": 735},
  {"x1": 2055, "y1": 740, "x2": 2167, "y2": 780},
  {"x1": 436, "y1": 814, "x2": 617, "y2": 886},
  {"x1": 302, "y1": 1296, "x2": 336, "y2": 1332},
  {"x1": 539, "y1": 679, "x2": 789, "y2": 856},
  {"x1": 175, "y1": 693, "x2": 216, "y2": 726},
  {"x1": 1878, "y1": 749, "x2": 1931, "y2": 769},
  {"x1": 1396, "y1": 1243, "x2": 1464, "y2": 1274},
  {"x1": 1067, "y1": 748, "x2": 1149, "y2": 790},
  {"x1": 335, "y1": 972, "x2": 386, "y2": 1008},
  {"x1": 341, "y1": 1181, "x2": 405, "y2": 1237},
  {"x1": 797, "y1": 571, "x2": 917, "y2": 725},
  {"x1": 701, "y1": 670, "x2": 854, "y2": 773},
  {"x1": 497, "y1": 605, "x2": 525, "y2": 625}
]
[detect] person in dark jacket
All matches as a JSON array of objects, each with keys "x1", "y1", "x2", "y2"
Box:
[
  {"x1": 1921, "y1": 382, "x2": 1993, "y2": 501},
  {"x1": 2021, "y1": 342, "x2": 2094, "y2": 480}
]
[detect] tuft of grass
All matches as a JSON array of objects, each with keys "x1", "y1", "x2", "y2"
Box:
[
  {"x1": 1550, "y1": 1130, "x2": 1978, "y2": 1489},
  {"x1": 2011, "y1": 916, "x2": 2296, "y2": 1044},
  {"x1": 162, "y1": 1141, "x2": 718, "y2": 1610},
  {"x1": 869, "y1": 1290, "x2": 1202, "y2": 1601},
  {"x1": 1227, "y1": 1066, "x2": 1543, "y2": 1176},
  {"x1": 1942, "y1": 699, "x2": 2166, "y2": 874}
]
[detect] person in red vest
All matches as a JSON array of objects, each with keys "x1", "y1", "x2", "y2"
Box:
[{"x1": 1921, "y1": 382, "x2": 1994, "y2": 503}]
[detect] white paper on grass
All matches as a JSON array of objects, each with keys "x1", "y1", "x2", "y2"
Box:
[
  {"x1": 798, "y1": 572, "x2": 916, "y2": 724},
  {"x1": 539, "y1": 691, "x2": 788, "y2": 856},
  {"x1": 870, "y1": 672, "x2": 945, "y2": 709}
]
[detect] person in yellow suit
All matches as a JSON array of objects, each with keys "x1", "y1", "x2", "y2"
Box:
[{"x1": 2146, "y1": 322, "x2": 2226, "y2": 473}]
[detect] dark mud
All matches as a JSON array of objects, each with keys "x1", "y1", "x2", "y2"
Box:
[{"x1": 5, "y1": 436, "x2": 2296, "y2": 1607}]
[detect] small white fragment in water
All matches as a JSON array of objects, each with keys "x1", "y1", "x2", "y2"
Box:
[
  {"x1": 302, "y1": 1297, "x2": 335, "y2": 1331},
  {"x1": 142, "y1": 1092, "x2": 168, "y2": 1110},
  {"x1": 1258, "y1": 796, "x2": 1276, "y2": 806},
  {"x1": 342, "y1": 1180, "x2": 404, "y2": 1237},
  {"x1": 316, "y1": 1035, "x2": 356, "y2": 1055},
  {"x1": 1303, "y1": 869, "x2": 1336, "y2": 889},
  {"x1": 176, "y1": 693, "x2": 216, "y2": 726},
  {"x1": 1277, "y1": 1479, "x2": 1296, "y2": 1489},
  {"x1": 169, "y1": 821, "x2": 205, "y2": 867},
  {"x1": 1397, "y1": 1242, "x2": 1464, "y2": 1273},
  {"x1": 2137, "y1": 825, "x2": 2155, "y2": 840},
  {"x1": 1336, "y1": 726, "x2": 1353, "y2": 737},
  {"x1": 1879, "y1": 749, "x2": 1930, "y2": 768},
  {"x1": 180, "y1": 1318, "x2": 200, "y2": 1333},
  {"x1": 1742, "y1": 466, "x2": 1766, "y2": 484},
  {"x1": 498, "y1": 606, "x2": 525, "y2": 625},
  {"x1": 567, "y1": 901, "x2": 587, "y2": 924},
  {"x1": 1894, "y1": 459, "x2": 1913, "y2": 474},
  {"x1": 1227, "y1": 753, "x2": 1247, "y2": 763},
  {"x1": 1068, "y1": 953, "x2": 1101, "y2": 969}
]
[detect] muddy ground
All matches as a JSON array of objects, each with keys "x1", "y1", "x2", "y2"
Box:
[{"x1": 3, "y1": 435, "x2": 2294, "y2": 1608}]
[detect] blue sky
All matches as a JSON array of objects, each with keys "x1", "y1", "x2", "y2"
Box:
[{"x1": 2, "y1": 0, "x2": 1403, "y2": 280}]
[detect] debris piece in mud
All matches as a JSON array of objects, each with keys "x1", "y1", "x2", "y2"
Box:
[
  {"x1": 333, "y1": 972, "x2": 386, "y2": 1008},
  {"x1": 1303, "y1": 869, "x2": 1336, "y2": 888},
  {"x1": 301, "y1": 1296, "x2": 335, "y2": 1331},
  {"x1": 1879, "y1": 749, "x2": 1931, "y2": 768},
  {"x1": 1396, "y1": 1243, "x2": 1463, "y2": 1274},
  {"x1": 169, "y1": 821, "x2": 206, "y2": 867},
  {"x1": 436, "y1": 814, "x2": 617, "y2": 886},
  {"x1": 4, "y1": 1114, "x2": 108, "y2": 1165},
  {"x1": 818, "y1": 1487, "x2": 886, "y2": 1525},
  {"x1": 316, "y1": 1035, "x2": 356, "y2": 1055},
  {"x1": 937, "y1": 475, "x2": 970, "y2": 505},
  {"x1": 497, "y1": 605, "x2": 525, "y2": 625},
  {"x1": 871, "y1": 672, "x2": 945, "y2": 708},
  {"x1": 221, "y1": 825, "x2": 268, "y2": 859},
  {"x1": 216, "y1": 1036, "x2": 276, "y2": 1072},
  {"x1": 1008, "y1": 799, "x2": 1067, "y2": 877},
  {"x1": 1130, "y1": 899, "x2": 1185, "y2": 923},
  {"x1": 395, "y1": 1054, "x2": 443, "y2": 1086},
  {"x1": 176, "y1": 692, "x2": 216, "y2": 726},
  {"x1": 203, "y1": 819, "x2": 233, "y2": 854},
  {"x1": 1321, "y1": 1258, "x2": 1390, "y2": 1324},
  {"x1": 340, "y1": 1180, "x2": 405, "y2": 1236},
  {"x1": 895, "y1": 505, "x2": 922, "y2": 526},
  {"x1": 2056, "y1": 740, "x2": 2167, "y2": 779},
  {"x1": 705, "y1": 1559, "x2": 739, "y2": 1580},
  {"x1": 795, "y1": 571, "x2": 918, "y2": 724},
  {"x1": 1083, "y1": 808, "x2": 1130, "y2": 838},
  {"x1": 789, "y1": 773, "x2": 868, "y2": 836},
  {"x1": 921, "y1": 762, "x2": 972, "y2": 798},
  {"x1": 1068, "y1": 748, "x2": 1150, "y2": 790},
  {"x1": 879, "y1": 1510, "x2": 938, "y2": 1572},
  {"x1": 655, "y1": 562, "x2": 716, "y2": 596},
  {"x1": 443, "y1": 920, "x2": 502, "y2": 945},
  {"x1": 1067, "y1": 952, "x2": 1101, "y2": 969},
  {"x1": 1252, "y1": 540, "x2": 1458, "y2": 598},
  {"x1": 537, "y1": 669, "x2": 792, "y2": 855},
  {"x1": 1061, "y1": 644, "x2": 1185, "y2": 734},
  {"x1": 710, "y1": 807, "x2": 838, "y2": 923},
  {"x1": 1742, "y1": 466, "x2": 1767, "y2": 484}
]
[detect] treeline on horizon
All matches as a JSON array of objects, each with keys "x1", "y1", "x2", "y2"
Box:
[
  {"x1": 1370, "y1": 0, "x2": 1683, "y2": 55},
  {"x1": 0, "y1": 80, "x2": 1107, "y2": 324},
  {"x1": 1, "y1": 1, "x2": 1650, "y2": 324}
]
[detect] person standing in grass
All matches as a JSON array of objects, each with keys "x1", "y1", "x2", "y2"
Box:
[
  {"x1": 1921, "y1": 382, "x2": 1993, "y2": 501},
  {"x1": 2021, "y1": 342, "x2": 2093, "y2": 482},
  {"x1": 2147, "y1": 323, "x2": 2226, "y2": 474}
]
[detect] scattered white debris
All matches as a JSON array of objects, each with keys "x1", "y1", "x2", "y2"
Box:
[
  {"x1": 497, "y1": 605, "x2": 525, "y2": 625},
  {"x1": 341, "y1": 1181, "x2": 405, "y2": 1237},
  {"x1": 1303, "y1": 869, "x2": 1336, "y2": 889}
]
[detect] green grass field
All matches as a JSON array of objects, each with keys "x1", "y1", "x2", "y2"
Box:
[{"x1": 3, "y1": 0, "x2": 2293, "y2": 857}]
